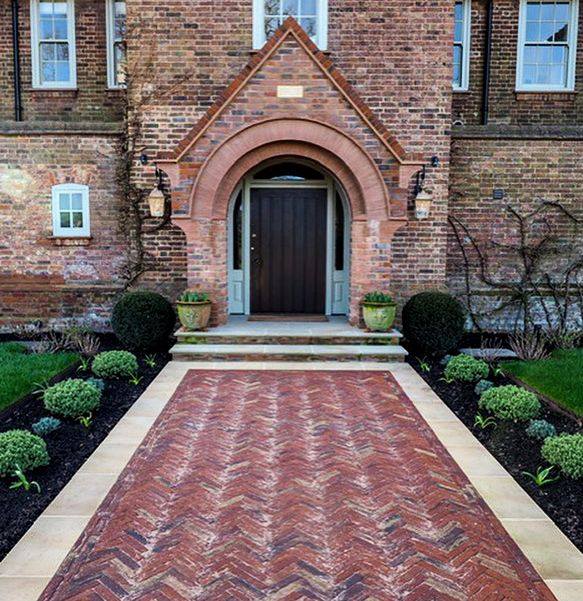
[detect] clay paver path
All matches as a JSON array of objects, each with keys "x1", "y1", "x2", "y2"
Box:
[{"x1": 40, "y1": 370, "x2": 555, "y2": 600}]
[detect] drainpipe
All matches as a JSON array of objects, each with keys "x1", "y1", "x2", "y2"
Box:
[
  {"x1": 481, "y1": 0, "x2": 494, "y2": 125},
  {"x1": 11, "y1": 0, "x2": 23, "y2": 121}
]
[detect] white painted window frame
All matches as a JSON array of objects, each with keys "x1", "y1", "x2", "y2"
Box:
[
  {"x1": 30, "y1": 0, "x2": 77, "y2": 89},
  {"x1": 106, "y1": 0, "x2": 126, "y2": 89},
  {"x1": 252, "y1": 0, "x2": 328, "y2": 50},
  {"x1": 516, "y1": 0, "x2": 579, "y2": 91},
  {"x1": 453, "y1": 0, "x2": 472, "y2": 91},
  {"x1": 51, "y1": 183, "x2": 91, "y2": 237}
]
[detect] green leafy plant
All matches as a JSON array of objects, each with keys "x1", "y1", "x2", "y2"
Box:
[
  {"x1": 10, "y1": 464, "x2": 41, "y2": 493},
  {"x1": 522, "y1": 465, "x2": 560, "y2": 487},
  {"x1": 92, "y1": 350, "x2": 138, "y2": 379},
  {"x1": 43, "y1": 378, "x2": 101, "y2": 419},
  {"x1": 474, "y1": 413, "x2": 496, "y2": 430},
  {"x1": 85, "y1": 377, "x2": 105, "y2": 392},
  {"x1": 78, "y1": 413, "x2": 93, "y2": 428},
  {"x1": 479, "y1": 385, "x2": 541, "y2": 422},
  {"x1": 77, "y1": 356, "x2": 92, "y2": 372},
  {"x1": 32, "y1": 378, "x2": 52, "y2": 397},
  {"x1": 402, "y1": 291, "x2": 466, "y2": 354},
  {"x1": 443, "y1": 355, "x2": 489, "y2": 383},
  {"x1": 417, "y1": 358, "x2": 431, "y2": 372},
  {"x1": 0, "y1": 430, "x2": 50, "y2": 477},
  {"x1": 474, "y1": 379, "x2": 494, "y2": 396},
  {"x1": 542, "y1": 434, "x2": 583, "y2": 479},
  {"x1": 526, "y1": 419, "x2": 557, "y2": 441},
  {"x1": 144, "y1": 354, "x2": 157, "y2": 368},
  {"x1": 179, "y1": 290, "x2": 210, "y2": 303},
  {"x1": 31, "y1": 417, "x2": 62, "y2": 437},
  {"x1": 128, "y1": 373, "x2": 143, "y2": 386},
  {"x1": 112, "y1": 291, "x2": 176, "y2": 352},
  {"x1": 362, "y1": 291, "x2": 395, "y2": 305}
]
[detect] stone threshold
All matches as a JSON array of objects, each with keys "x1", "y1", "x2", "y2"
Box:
[{"x1": 0, "y1": 361, "x2": 581, "y2": 600}]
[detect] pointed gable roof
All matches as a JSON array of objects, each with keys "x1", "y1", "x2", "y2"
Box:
[{"x1": 159, "y1": 17, "x2": 422, "y2": 165}]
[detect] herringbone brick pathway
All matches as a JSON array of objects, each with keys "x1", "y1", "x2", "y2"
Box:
[{"x1": 40, "y1": 370, "x2": 555, "y2": 600}]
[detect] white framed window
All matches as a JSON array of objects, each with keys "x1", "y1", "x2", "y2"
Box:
[
  {"x1": 453, "y1": 0, "x2": 471, "y2": 91},
  {"x1": 252, "y1": 0, "x2": 328, "y2": 50},
  {"x1": 51, "y1": 184, "x2": 90, "y2": 237},
  {"x1": 30, "y1": 0, "x2": 77, "y2": 89},
  {"x1": 106, "y1": 0, "x2": 126, "y2": 88},
  {"x1": 516, "y1": 0, "x2": 579, "y2": 91}
]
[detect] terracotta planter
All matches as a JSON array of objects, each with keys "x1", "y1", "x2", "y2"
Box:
[
  {"x1": 177, "y1": 301, "x2": 212, "y2": 331},
  {"x1": 362, "y1": 302, "x2": 396, "y2": 332}
]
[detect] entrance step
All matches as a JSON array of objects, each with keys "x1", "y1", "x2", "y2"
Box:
[
  {"x1": 175, "y1": 327, "x2": 403, "y2": 346},
  {"x1": 170, "y1": 343, "x2": 408, "y2": 362}
]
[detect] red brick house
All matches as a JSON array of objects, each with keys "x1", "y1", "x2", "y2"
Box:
[{"x1": 0, "y1": 0, "x2": 581, "y2": 329}]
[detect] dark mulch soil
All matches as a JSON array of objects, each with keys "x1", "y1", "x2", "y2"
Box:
[
  {"x1": 0, "y1": 335, "x2": 169, "y2": 561},
  {"x1": 407, "y1": 353, "x2": 583, "y2": 553}
]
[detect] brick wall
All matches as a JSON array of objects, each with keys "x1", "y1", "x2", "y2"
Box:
[
  {"x1": 448, "y1": 135, "x2": 583, "y2": 331},
  {"x1": 453, "y1": 0, "x2": 583, "y2": 126},
  {"x1": 0, "y1": 0, "x2": 123, "y2": 122}
]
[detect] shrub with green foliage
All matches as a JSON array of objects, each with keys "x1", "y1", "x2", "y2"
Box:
[
  {"x1": 542, "y1": 433, "x2": 583, "y2": 479},
  {"x1": 479, "y1": 385, "x2": 541, "y2": 422},
  {"x1": 178, "y1": 290, "x2": 210, "y2": 303},
  {"x1": 85, "y1": 377, "x2": 105, "y2": 392},
  {"x1": 440, "y1": 354, "x2": 453, "y2": 367},
  {"x1": 402, "y1": 291, "x2": 465, "y2": 354},
  {"x1": 111, "y1": 291, "x2": 176, "y2": 351},
  {"x1": 474, "y1": 379, "x2": 494, "y2": 396},
  {"x1": 32, "y1": 417, "x2": 62, "y2": 437},
  {"x1": 92, "y1": 350, "x2": 138, "y2": 379},
  {"x1": 0, "y1": 429, "x2": 50, "y2": 476},
  {"x1": 526, "y1": 419, "x2": 557, "y2": 441},
  {"x1": 362, "y1": 291, "x2": 395, "y2": 305},
  {"x1": 43, "y1": 378, "x2": 101, "y2": 419},
  {"x1": 444, "y1": 355, "x2": 489, "y2": 383}
]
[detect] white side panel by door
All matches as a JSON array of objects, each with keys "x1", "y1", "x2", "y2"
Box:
[
  {"x1": 331, "y1": 269, "x2": 346, "y2": 314},
  {"x1": 228, "y1": 269, "x2": 244, "y2": 314}
]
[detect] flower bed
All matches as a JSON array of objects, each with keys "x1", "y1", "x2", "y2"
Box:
[
  {"x1": 0, "y1": 345, "x2": 168, "y2": 561},
  {"x1": 408, "y1": 355, "x2": 583, "y2": 552}
]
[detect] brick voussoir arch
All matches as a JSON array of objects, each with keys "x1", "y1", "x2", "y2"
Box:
[{"x1": 187, "y1": 118, "x2": 392, "y2": 221}]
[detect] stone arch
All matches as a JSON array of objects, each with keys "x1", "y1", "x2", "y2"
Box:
[{"x1": 188, "y1": 118, "x2": 392, "y2": 222}]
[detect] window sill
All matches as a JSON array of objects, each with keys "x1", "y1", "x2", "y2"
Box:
[
  {"x1": 515, "y1": 90, "x2": 577, "y2": 101},
  {"x1": 47, "y1": 236, "x2": 92, "y2": 246},
  {"x1": 29, "y1": 88, "x2": 78, "y2": 94}
]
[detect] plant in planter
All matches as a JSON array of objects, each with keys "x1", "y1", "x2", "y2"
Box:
[
  {"x1": 177, "y1": 290, "x2": 212, "y2": 331},
  {"x1": 361, "y1": 291, "x2": 396, "y2": 332}
]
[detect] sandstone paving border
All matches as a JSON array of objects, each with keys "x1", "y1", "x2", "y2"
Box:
[{"x1": 0, "y1": 361, "x2": 581, "y2": 600}]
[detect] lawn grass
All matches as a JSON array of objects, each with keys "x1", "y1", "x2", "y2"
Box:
[
  {"x1": 503, "y1": 348, "x2": 583, "y2": 418},
  {"x1": 0, "y1": 343, "x2": 79, "y2": 412}
]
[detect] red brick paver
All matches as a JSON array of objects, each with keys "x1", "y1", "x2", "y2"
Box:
[{"x1": 40, "y1": 370, "x2": 555, "y2": 600}]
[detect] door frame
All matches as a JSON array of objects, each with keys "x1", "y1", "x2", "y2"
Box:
[{"x1": 227, "y1": 164, "x2": 350, "y2": 316}]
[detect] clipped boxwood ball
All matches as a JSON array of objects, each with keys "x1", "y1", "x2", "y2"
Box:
[
  {"x1": 542, "y1": 433, "x2": 583, "y2": 479},
  {"x1": 402, "y1": 291, "x2": 465, "y2": 354},
  {"x1": 111, "y1": 290, "x2": 176, "y2": 351},
  {"x1": 444, "y1": 354, "x2": 489, "y2": 383},
  {"x1": 479, "y1": 385, "x2": 540, "y2": 422},
  {"x1": 0, "y1": 429, "x2": 50, "y2": 476},
  {"x1": 44, "y1": 378, "x2": 101, "y2": 419},
  {"x1": 92, "y1": 350, "x2": 138, "y2": 379}
]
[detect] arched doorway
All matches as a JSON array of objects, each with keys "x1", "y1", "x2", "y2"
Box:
[{"x1": 228, "y1": 159, "x2": 350, "y2": 317}]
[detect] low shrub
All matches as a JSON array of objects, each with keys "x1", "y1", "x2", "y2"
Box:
[
  {"x1": 402, "y1": 291, "x2": 465, "y2": 354},
  {"x1": 85, "y1": 377, "x2": 106, "y2": 392},
  {"x1": 474, "y1": 379, "x2": 494, "y2": 396},
  {"x1": 479, "y1": 385, "x2": 541, "y2": 422},
  {"x1": 362, "y1": 291, "x2": 394, "y2": 304},
  {"x1": 32, "y1": 416, "x2": 62, "y2": 437},
  {"x1": 0, "y1": 430, "x2": 50, "y2": 476},
  {"x1": 111, "y1": 291, "x2": 176, "y2": 352},
  {"x1": 526, "y1": 419, "x2": 557, "y2": 441},
  {"x1": 444, "y1": 355, "x2": 489, "y2": 383},
  {"x1": 92, "y1": 350, "x2": 138, "y2": 379},
  {"x1": 542, "y1": 434, "x2": 583, "y2": 479},
  {"x1": 440, "y1": 354, "x2": 453, "y2": 367},
  {"x1": 43, "y1": 378, "x2": 101, "y2": 419}
]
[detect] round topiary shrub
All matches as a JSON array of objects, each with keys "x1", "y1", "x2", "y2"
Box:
[
  {"x1": 526, "y1": 419, "x2": 557, "y2": 441},
  {"x1": 479, "y1": 385, "x2": 541, "y2": 422},
  {"x1": 92, "y1": 350, "x2": 138, "y2": 379},
  {"x1": 444, "y1": 354, "x2": 489, "y2": 382},
  {"x1": 402, "y1": 291, "x2": 465, "y2": 354},
  {"x1": 474, "y1": 379, "x2": 494, "y2": 396},
  {"x1": 542, "y1": 433, "x2": 583, "y2": 479},
  {"x1": 0, "y1": 429, "x2": 50, "y2": 476},
  {"x1": 111, "y1": 291, "x2": 176, "y2": 351},
  {"x1": 43, "y1": 378, "x2": 101, "y2": 419}
]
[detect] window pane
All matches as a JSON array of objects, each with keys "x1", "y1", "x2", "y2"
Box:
[
  {"x1": 554, "y1": 22, "x2": 568, "y2": 41},
  {"x1": 59, "y1": 194, "x2": 70, "y2": 210},
  {"x1": 301, "y1": 0, "x2": 316, "y2": 15},
  {"x1": 264, "y1": 17, "x2": 279, "y2": 37},
  {"x1": 71, "y1": 193, "x2": 82, "y2": 210},
  {"x1": 526, "y1": 21, "x2": 540, "y2": 41},
  {"x1": 56, "y1": 61, "x2": 70, "y2": 81},
  {"x1": 540, "y1": 21, "x2": 555, "y2": 41},
  {"x1": 523, "y1": 64, "x2": 537, "y2": 84},
  {"x1": 60, "y1": 212, "x2": 71, "y2": 228},
  {"x1": 40, "y1": 18, "x2": 54, "y2": 40},
  {"x1": 264, "y1": 0, "x2": 279, "y2": 15},
  {"x1": 56, "y1": 43, "x2": 69, "y2": 60},
  {"x1": 300, "y1": 17, "x2": 316, "y2": 37},
  {"x1": 72, "y1": 212, "x2": 83, "y2": 228},
  {"x1": 41, "y1": 61, "x2": 56, "y2": 82},
  {"x1": 526, "y1": 2, "x2": 540, "y2": 21},
  {"x1": 41, "y1": 43, "x2": 55, "y2": 60},
  {"x1": 53, "y1": 15, "x2": 68, "y2": 39},
  {"x1": 282, "y1": 0, "x2": 299, "y2": 15},
  {"x1": 550, "y1": 63, "x2": 565, "y2": 84},
  {"x1": 453, "y1": 45, "x2": 462, "y2": 87}
]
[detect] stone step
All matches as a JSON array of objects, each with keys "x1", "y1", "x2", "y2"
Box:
[
  {"x1": 170, "y1": 343, "x2": 408, "y2": 362},
  {"x1": 175, "y1": 327, "x2": 403, "y2": 346}
]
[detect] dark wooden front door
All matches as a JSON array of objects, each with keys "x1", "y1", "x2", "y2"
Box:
[{"x1": 250, "y1": 187, "x2": 327, "y2": 314}]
